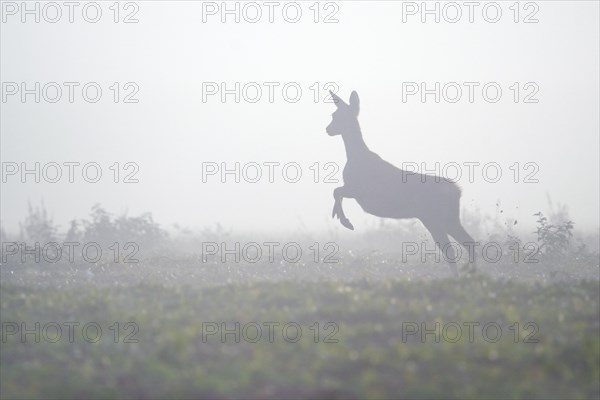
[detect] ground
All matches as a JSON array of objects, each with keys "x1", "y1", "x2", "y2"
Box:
[{"x1": 1, "y1": 252, "x2": 598, "y2": 399}]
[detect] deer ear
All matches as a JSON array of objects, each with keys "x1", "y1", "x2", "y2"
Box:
[
  {"x1": 330, "y1": 90, "x2": 345, "y2": 108},
  {"x1": 349, "y1": 91, "x2": 360, "y2": 115}
]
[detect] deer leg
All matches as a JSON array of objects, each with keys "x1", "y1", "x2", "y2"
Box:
[
  {"x1": 423, "y1": 221, "x2": 458, "y2": 276},
  {"x1": 332, "y1": 186, "x2": 354, "y2": 230},
  {"x1": 448, "y1": 222, "x2": 477, "y2": 264}
]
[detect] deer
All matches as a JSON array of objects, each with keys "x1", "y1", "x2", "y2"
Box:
[{"x1": 326, "y1": 90, "x2": 476, "y2": 274}]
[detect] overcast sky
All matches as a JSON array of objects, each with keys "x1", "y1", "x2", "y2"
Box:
[{"x1": 1, "y1": 1, "x2": 599, "y2": 236}]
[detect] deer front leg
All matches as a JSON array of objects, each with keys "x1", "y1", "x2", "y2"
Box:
[{"x1": 332, "y1": 186, "x2": 354, "y2": 230}]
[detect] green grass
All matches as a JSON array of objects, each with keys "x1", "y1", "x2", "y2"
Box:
[{"x1": 1, "y1": 264, "x2": 599, "y2": 399}]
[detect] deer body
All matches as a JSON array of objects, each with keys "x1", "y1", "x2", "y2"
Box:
[
  {"x1": 343, "y1": 155, "x2": 460, "y2": 219},
  {"x1": 327, "y1": 91, "x2": 475, "y2": 274}
]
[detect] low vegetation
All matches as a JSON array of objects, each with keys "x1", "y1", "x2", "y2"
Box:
[{"x1": 1, "y1": 204, "x2": 598, "y2": 399}]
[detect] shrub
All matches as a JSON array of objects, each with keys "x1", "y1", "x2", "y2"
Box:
[{"x1": 533, "y1": 211, "x2": 574, "y2": 260}]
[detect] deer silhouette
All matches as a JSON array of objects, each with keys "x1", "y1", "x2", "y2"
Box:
[{"x1": 326, "y1": 90, "x2": 476, "y2": 273}]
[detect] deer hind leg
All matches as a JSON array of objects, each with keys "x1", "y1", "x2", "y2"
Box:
[
  {"x1": 422, "y1": 221, "x2": 458, "y2": 276},
  {"x1": 448, "y1": 221, "x2": 477, "y2": 264},
  {"x1": 332, "y1": 186, "x2": 354, "y2": 230}
]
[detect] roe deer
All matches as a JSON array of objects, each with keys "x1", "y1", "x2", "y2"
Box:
[{"x1": 326, "y1": 90, "x2": 476, "y2": 274}]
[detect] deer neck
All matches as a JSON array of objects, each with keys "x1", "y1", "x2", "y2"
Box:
[{"x1": 342, "y1": 125, "x2": 369, "y2": 161}]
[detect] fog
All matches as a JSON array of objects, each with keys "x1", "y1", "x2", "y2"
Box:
[
  {"x1": 1, "y1": 1, "x2": 598, "y2": 235},
  {"x1": 1, "y1": 2, "x2": 599, "y2": 399}
]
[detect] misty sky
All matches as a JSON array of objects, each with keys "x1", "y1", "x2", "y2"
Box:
[{"x1": 1, "y1": 1, "x2": 599, "y2": 236}]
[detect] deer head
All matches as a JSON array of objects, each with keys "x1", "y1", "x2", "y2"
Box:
[{"x1": 326, "y1": 91, "x2": 360, "y2": 137}]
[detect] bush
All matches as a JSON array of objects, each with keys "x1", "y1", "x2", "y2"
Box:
[
  {"x1": 533, "y1": 211, "x2": 574, "y2": 261},
  {"x1": 19, "y1": 202, "x2": 58, "y2": 243},
  {"x1": 69, "y1": 204, "x2": 169, "y2": 255},
  {"x1": 12, "y1": 203, "x2": 169, "y2": 262}
]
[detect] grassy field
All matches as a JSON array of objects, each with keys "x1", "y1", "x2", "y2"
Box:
[{"x1": 1, "y1": 256, "x2": 599, "y2": 399}]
